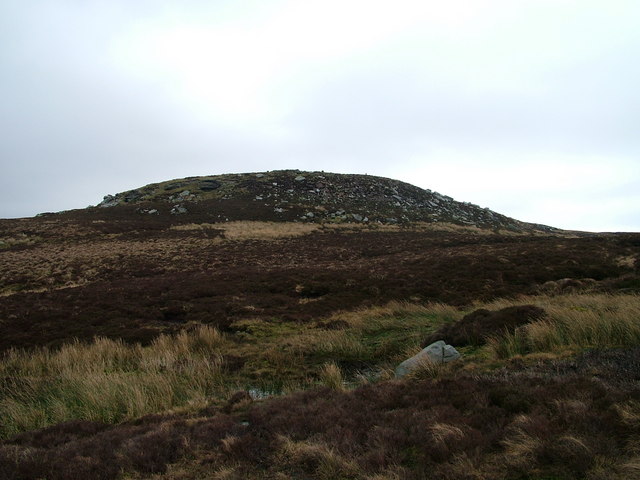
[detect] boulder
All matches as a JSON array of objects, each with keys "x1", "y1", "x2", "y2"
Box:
[
  {"x1": 98, "y1": 195, "x2": 118, "y2": 208},
  {"x1": 200, "y1": 179, "x2": 221, "y2": 191},
  {"x1": 395, "y1": 341, "x2": 460, "y2": 378},
  {"x1": 171, "y1": 205, "x2": 188, "y2": 215}
]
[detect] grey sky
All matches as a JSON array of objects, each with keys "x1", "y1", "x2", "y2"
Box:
[{"x1": 1, "y1": 0, "x2": 639, "y2": 231}]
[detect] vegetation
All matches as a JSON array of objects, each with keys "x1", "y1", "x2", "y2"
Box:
[
  {"x1": 488, "y1": 293, "x2": 640, "y2": 358},
  {"x1": 2, "y1": 294, "x2": 639, "y2": 455},
  {"x1": 0, "y1": 189, "x2": 639, "y2": 479},
  {"x1": 0, "y1": 327, "x2": 225, "y2": 438}
]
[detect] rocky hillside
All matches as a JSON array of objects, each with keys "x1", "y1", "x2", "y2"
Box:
[{"x1": 94, "y1": 170, "x2": 556, "y2": 232}]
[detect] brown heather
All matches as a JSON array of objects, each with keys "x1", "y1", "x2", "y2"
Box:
[{"x1": 2, "y1": 362, "x2": 639, "y2": 480}]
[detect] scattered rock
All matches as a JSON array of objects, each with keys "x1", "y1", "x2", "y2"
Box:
[
  {"x1": 91, "y1": 171, "x2": 557, "y2": 232},
  {"x1": 98, "y1": 195, "x2": 118, "y2": 208},
  {"x1": 123, "y1": 190, "x2": 142, "y2": 203},
  {"x1": 137, "y1": 208, "x2": 159, "y2": 215},
  {"x1": 171, "y1": 205, "x2": 188, "y2": 215},
  {"x1": 395, "y1": 341, "x2": 460, "y2": 377},
  {"x1": 538, "y1": 278, "x2": 597, "y2": 294}
]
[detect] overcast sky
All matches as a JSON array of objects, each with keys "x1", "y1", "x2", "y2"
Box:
[{"x1": 1, "y1": 1, "x2": 639, "y2": 231}]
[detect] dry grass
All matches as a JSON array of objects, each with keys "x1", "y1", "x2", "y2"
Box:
[
  {"x1": 319, "y1": 362, "x2": 345, "y2": 391},
  {"x1": 486, "y1": 294, "x2": 640, "y2": 358},
  {"x1": 0, "y1": 326, "x2": 225, "y2": 438},
  {"x1": 328, "y1": 300, "x2": 459, "y2": 329},
  {"x1": 278, "y1": 435, "x2": 361, "y2": 479},
  {"x1": 220, "y1": 221, "x2": 321, "y2": 240},
  {"x1": 173, "y1": 220, "x2": 546, "y2": 243}
]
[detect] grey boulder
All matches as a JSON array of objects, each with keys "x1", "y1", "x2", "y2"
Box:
[
  {"x1": 395, "y1": 341, "x2": 460, "y2": 378},
  {"x1": 98, "y1": 195, "x2": 118, "y2": 208}
]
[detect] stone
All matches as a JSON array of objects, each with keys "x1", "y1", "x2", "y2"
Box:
[
  {"x1": 256, "y1": 173, "x2": 265, "y2": 178},
  {"x1": 98, "y1": 195, "x2": 118, "y2": 208},
  {"x1": 274, "y1": 207, "x2": 285, "y2": 213},
  {"x1": 123, "y1": 190, "x2": 142, "y2": 203},
  {"x1": 295, "y1": 175, "x2": 306, "y2": 181},
  {"x1": 171, "y1": 205, "x2": 188, "y2": 215},
  {"x1": 179, "y1": 190, "x2": 191, "y2": 197},
  {"x1": 395, "y1": 341, "x2": 460, "y2": 378},
  {"x1": 200, "y1": 180, "x2": 221, "y2": 191},
  {"x1": 352, "y1": 214, "x2": 363, "y2": 221}
]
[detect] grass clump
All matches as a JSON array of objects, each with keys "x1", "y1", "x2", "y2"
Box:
[
  {"x1": 488, "y1": 294, "x2": 640, "y2": 358},
  {"x1": 0, "y1": 326, "x2": 225, "y2": 439},
  {"x1": 319, "y1": 362, "x2": 345, "y2": 391}
]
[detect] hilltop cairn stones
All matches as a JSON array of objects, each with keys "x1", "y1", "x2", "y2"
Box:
[{"x1": 395, "y1": 341, "x2": 460, "y2": 378}]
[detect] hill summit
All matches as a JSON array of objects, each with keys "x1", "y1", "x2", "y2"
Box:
[{"x1": 96, "y1": 170, "x2": 555, "y2": 232}]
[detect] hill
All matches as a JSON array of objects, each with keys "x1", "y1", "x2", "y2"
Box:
[{"x1": 91, "y1": 170, "x2": 556, "y2": 232}]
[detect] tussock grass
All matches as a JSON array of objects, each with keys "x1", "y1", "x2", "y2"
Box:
[
  {"x1": 319, "y1": 362, "x2": 345, "y2": 391},
  {"x1": 0, "y1": 326, "x2": 225, "y2": 439},
  {"x1": 487, "y1": 294, "x2": 640, "y2": 358}
]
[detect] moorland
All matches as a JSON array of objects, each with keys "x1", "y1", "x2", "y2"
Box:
[{"x1": 1, "y1": 170, "x2": 639, "y2": 480}]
